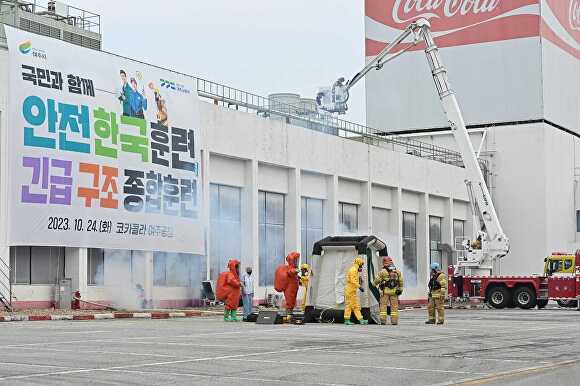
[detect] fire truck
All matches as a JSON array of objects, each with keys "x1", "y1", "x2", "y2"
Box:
[
  {"x1": 316, "y1": 18, "x2": 580, "y2": 310},
  {"x1": 449, "y1": 252, "x2": 580, "y2": 309}
]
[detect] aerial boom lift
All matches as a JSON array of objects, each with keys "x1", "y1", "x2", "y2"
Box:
[{"x1": 316, "y1": 19, "x2": 509, "y2": 276}]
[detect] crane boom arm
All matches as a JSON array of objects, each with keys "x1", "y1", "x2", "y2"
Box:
[
  {"x1": 347, "y1": 24, "x2": 417, "y2": 91},
  {"x1": 318, "y1": 19, "x2": 509, "y2": 274},
  {"x1": 417, "y1": 22, "x2": 509, "y2": 262}
]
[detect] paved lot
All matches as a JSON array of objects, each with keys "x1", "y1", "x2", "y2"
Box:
[{"x1": 0, "y1": 307, "x2": 579, "y2": 385}]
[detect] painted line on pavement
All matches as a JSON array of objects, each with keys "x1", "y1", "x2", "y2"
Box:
[
  {"x1": 0, "y1": 362, "x2": 76, "y2": 370},
  {"x1": 54, "y1": 330, "x2": 112, "y2": 335},
  {"x1": 104, "y1": 368, "x2": 349, "y2": 386},
  {"x1": 8, "y1": 345, "x2": 194, "y2": 360},
  {"x1": 223, "y1": 358, "x2": 488, "y2": 375},
  {"x1": 0, "y1": 341, "x2": 378, "y2": 381},
  {"x1": 442, "y1": 358, "x2": 580, "y2": 386},
  {"x1": 0, "y1": 327, "x2": 287, "y2": 349}
]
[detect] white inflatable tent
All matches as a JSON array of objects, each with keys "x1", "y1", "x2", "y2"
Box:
[{"x1": 304, "y1": 236, "x2": 388, "y2": 323}]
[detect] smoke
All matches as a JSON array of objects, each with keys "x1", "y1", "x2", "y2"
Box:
[
  {"x1": 104, "y1": 250, "x2": 144, "y2": 310},
  {"x1": 402, "y1": 263, "x2": 418, "y2": 288}
]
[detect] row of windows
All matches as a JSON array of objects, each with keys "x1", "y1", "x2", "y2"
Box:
[
  {"x1": 11, "y1": 246, "x2": 202, "y2": 287},
  {"x1": 403, "y1": 213, "x2": 465, "y2": 287},
  {"x1": 10, "y1": 246, "x2": 65, "y2": 285},
  {"x1": 209, "y1": 184, "x2": 359, "y2": 285},
  {"x1": 10, "y1": 183, "x2": 466, "y2": 289}
]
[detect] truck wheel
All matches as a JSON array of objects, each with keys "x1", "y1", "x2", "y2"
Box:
[
  {"x1": 536, "y1": 299, "x2": 548, "y2": 309},
  {"x1": 557, "y1": 300, "x2": 578, "y2": 308},
  {"x1": 513, "y1": 287, "x2": 537, "y2": 309},
  {"x1": 488, "y1": 286, "x2": 511, "y2": 309}
]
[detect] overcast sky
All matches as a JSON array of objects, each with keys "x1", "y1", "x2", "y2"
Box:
[{"x1": 67, "y1": 0, "x2": 368, "y2": 124}]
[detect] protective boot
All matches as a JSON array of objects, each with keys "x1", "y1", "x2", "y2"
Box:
[
  {"x1": 359, "y1": 319, "x2": 369, "y2": 325},
  {"x1": 224, "y1": 309, "x2": 231, "y2": 322},
  {"x1": 425, "y1": 320, "x2": 435, "y2": 324},
  {"x1": 344, "y1": 320, "x2": 355, "y2": 325},
  {"x1": 230, "y1": 310, "x2": 240, "y2": 322},
  {"x1": 436, "y1": 320, "x2": 444, "y2": 325}
]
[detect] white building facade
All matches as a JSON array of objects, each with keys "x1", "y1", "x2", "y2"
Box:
[
  {"x1": 0, "y1": 2, "x2": 474, "y2": 309},
  {"x1": 365, "y1": 0, "x2": 580, "y2": 275}
]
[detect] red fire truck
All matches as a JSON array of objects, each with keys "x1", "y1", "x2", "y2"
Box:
[{"x1": 448, "y1": 252, "x2": 580, "y2": 309}]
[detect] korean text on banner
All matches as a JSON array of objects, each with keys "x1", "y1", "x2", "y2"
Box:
[{"x1": 5, "y1": 26, "x2": 203, "y2": 254}]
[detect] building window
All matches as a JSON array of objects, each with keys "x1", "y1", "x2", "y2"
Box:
[
  {"x1": 453, "y1": 219, "x2": 465, "y2": 250},
  {"x1": 301, "y1": 197, "x2": 323, "y2": 262},
  {"x1": 372, "y1": 207, "x2": 390, "y2": 239},
  {"x1": 10, "y1": 247, "x2": 30, "y2": 285},
  {"x1": 153, "y1": 252, "x2": 194, "y2": 287},
  {"x1": 338, "y1": 202, "x2": 358, "y2": 233},
  {"x1": 9, "y1": 246, "x2": 65, "y2": 285},
  {"x1": 402, "y1": 212, "x2": 417, "y2": 287},
  {"x1": 429, "y1": 216, "x2": 442, "y2": 266},
  {"x1": 577, "y1": 210, "x2": 580, "y2": 233},
  {"x1": 87, "y1": 248, "x2": 104, "y2": 286},
  {"x1": 259, "y1": 191, "x2": 285, "y2": 287},
  {"x1": 210, "y1": 184, "x2": 242, "y2": 280}
]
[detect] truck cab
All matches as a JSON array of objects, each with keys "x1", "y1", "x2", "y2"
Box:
[
  {"x1": 544, "y1": 251, "x2": 580, "y2": 308},
  {"x1": 544, "y1": 253, "x2": 576, "y2": 276}
]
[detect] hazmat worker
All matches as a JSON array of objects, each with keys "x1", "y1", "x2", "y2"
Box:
[
  {"x1": 216, "y1": 259, "x2": 242, "y2": 322},
  {"x1": 344, "y1": 257, "x2": 369, "y2": 325},
  {"x1": 299, "y1": 263, "x2": 311, "y2": 311},
  {"x1": 373, "y1": 257, "x2": 404, "y2": 325},
  {"x1": 274, "y1": 252, "x2": 301, "y2": 314},
  {"x1": 426, "y1": 262, "x2": 447, "y2": 325}
]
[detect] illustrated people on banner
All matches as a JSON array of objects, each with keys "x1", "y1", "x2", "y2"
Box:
[
  {"x1": 118, "y1": 69, "x2": 133, "y2": 117},
  {"x1": 148, "y1": 82, "x2": 168, "y2": 127},
  {"x1": 129, "y1": 77, "x2": 147, "y2": 118}
]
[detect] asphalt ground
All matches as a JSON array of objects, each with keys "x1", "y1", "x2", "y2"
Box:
[{"x1": 0, "y1": 307, "x2": 579, "y2": 385}]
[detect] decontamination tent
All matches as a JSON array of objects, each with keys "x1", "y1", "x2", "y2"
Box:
[{"x1": 304, "y1": 236, "x2": 388, "y2": 323}]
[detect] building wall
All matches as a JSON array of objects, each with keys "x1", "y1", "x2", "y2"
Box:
[
  {"x1": 540, "y1": 21, "x2": 580, "y2": 131},
  {"x1": 0, "y1": 70, "x2": 471, "y2": 306},
  {"x1": 200, "y1": 102, "x2": 470, "y2": 301},
  {"x1": 364, "y1": 1, "x2": 579, "y2": 277},
  {"x1": 365, "y1": 0, "x2": 544, "y2": 130},
  {"x1": 0, "y1": 25, "x2": 472, "y2": 308},
  {"x1": 410, "y1": 122, "x2": 579, "y2": 275}
]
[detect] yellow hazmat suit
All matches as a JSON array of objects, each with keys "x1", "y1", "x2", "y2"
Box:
[
  {"x1": 299, "y1": 264, "x2": 310, "y2": 311},
  {"x1": 373, "y1": 266, "x2": 404, "y2": 325},
  {"x1": 344, "y1": 257, "x2": 366, "y2": 324},
  {"x1": 427, "y1": 267, "x2": 447, "y2": 324}
]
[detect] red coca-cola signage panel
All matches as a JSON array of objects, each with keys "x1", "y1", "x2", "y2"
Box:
[
  {"x1": 366, "y1": 0, "x2": 579, "y2": 59},
  {"x1": 542, "y1": 0, "x2": 580, "y2": 59},
  {"x1": 367, "y1": 0, "x2": 537, "y2": 31},
  {"x1": 365, "y1": 0, "x2": 541, "y2": 55}
]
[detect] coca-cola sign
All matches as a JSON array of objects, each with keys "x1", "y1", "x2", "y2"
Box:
[
  {"x1": 367, "y1": 0, "x2": 538, "y2": 31},
  {"x1": 569, "y1": 0, "x2": 580, "y2": 30},
  {"x1": 391, "y1": 0, "x2": 501, "y2": 24},
  {"x1": 365, "y1": 0, "x2": 540, "y2": 55}
]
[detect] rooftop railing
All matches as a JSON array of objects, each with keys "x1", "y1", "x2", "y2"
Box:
[
  {"x1": 3, "y1": 0, "x2": 100, "y2": 34},
  {"x1": 195, "y1": 78, "x2": 464, "y2": 167}
]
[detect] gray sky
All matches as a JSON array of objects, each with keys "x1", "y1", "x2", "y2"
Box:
[{"x1": 67, "y1": 0, "x2": 368, "y2": 124}]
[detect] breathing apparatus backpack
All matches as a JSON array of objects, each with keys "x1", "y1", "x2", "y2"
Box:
[
  {"x1": 274, "y1": 265, "x2": 289, "y2": 292},
  {"x1": 216, "y1": 271, "x2": 229, "y2": 301}
]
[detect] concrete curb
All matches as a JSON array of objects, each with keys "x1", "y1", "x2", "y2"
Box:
[{"x1": 0, "y1": 310, "x2": 206, "y2": 323}]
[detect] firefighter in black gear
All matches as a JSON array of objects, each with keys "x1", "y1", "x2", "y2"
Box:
[{"x1": 426, "y1": 262, "x2": 447, "y2": 324}]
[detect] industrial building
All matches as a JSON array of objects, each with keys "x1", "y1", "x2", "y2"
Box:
[
  {"x1": 4, "y1": 0, "x2": 577, "y2": 310},
  {"x1": 0, "y1": 1, "x2": 474, "y2": 309},
  {"x1": 365, "y1": 0, "x2": 580, "y2": 276}
]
